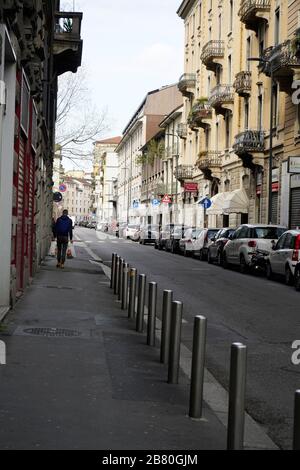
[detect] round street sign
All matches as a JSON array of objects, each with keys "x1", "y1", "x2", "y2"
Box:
[
  {"x1": 199, "y1": 197, "x2": 212, "y2": 209},
  {"x1": 59, "y1": 183, "x2": 67, "y2": 193},
  {"x1": 133, "y1": 201, "x2": 139, "y2": 209},
  {"x1": 53, "y1": 192, "x2": 63, "y2": 203},
  {"x1": 152, "y1": 198, "x2": 160, "y2": 207}
]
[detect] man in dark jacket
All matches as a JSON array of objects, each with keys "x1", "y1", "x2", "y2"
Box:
[{"x1": 54, "y1": 210, "x2": 73, "y2": 268}]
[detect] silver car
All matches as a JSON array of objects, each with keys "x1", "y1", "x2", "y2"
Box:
[{"x1": 266, "y1": 230, "x2": 300, "y2": 285}]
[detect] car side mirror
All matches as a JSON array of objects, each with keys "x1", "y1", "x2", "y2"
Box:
[{"x1": 271, "y1": 240, "x2": 277, "y2": 250}]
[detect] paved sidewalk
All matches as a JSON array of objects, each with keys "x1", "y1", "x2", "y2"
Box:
[{"x1": 0, "y1": 248, "x2": 226, "y2": 450}]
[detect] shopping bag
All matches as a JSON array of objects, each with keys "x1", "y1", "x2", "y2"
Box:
[
  {"x1": 67, "y1": 243, "x2": 76, "y2": 259},
  {"x1": 49, "y1": 241, "x2": 57, "y2": 257}
]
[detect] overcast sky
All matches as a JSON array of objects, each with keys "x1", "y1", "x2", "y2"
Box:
[{"x1": 75, "y1": 0, "x2": 184, "y2": 136}]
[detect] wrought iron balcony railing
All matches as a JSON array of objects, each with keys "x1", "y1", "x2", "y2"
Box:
[
  {"x1": 238, "y1": 0, "x2": 271, "y2": 31},
  {"x1": 178, "y1": 74, "x2": 196, "y2": 96},
  {"x1": 260, "y1": 40, "x2": 300, "y2": 77},
  {"x1": 187, "y1": 101, "x2": 213, "y2": 129},
  {"x1": 201, "y1": 40, "x2": 225, "y2": 72},
  {"x1": 233, "y1": 71, "x2": 252, "y2": 97},
  {"x1": 233, "y1": 130, "x2": 265, "y2": 155},
  {"x1": 208, "y1": 85, "x2": 234, "y2": 113},
  {"x1": 196, "y1": 151, "x2": 222, "y2": 170},
  {"x1": 174, "y1": 165, "x2": 195, "y2": 182}
]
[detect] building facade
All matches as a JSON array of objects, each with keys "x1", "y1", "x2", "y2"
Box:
[
  {"x1": 62, "y1": 176, "x2": 93, "y2": 223},
  {"x1": 177, "y1": 0, "x2": 300, "y2": 230},
  {"x1": 116, "y1": 85, "x2": 182, "y2": 224},
  {"x1": 93, "y1": 137, "x2": 121, "y2": 225},
  {"x1": 0, "y1": 1, "x2": 82, "y2": 316}
]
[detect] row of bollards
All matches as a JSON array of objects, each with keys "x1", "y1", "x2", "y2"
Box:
[{"x1": 109, "y1": 252, "x2": 300, "y2": 450}]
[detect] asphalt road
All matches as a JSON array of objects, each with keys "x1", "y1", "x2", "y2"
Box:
[{"x1": 75, "y1": 227, "x2": 300, "y2": 449}]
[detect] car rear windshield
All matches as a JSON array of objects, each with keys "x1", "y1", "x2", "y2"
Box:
[
  {"x1": 207, "y1": 230, "x2": 219, "y2": 239},
  {"x1": 252, "y1": 227, "x2": 286, "y2": 239}
]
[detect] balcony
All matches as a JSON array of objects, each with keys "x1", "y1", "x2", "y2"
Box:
[
  {"x1": 233, "y1": 71, "x2": 252, "y2": 97},
  {"x1": 238, "y1": 0, "x2": 271, "y2": 32},
  {"x1": 155, "y1": 183, "x2": 178, "y2": 197},
  {"x1": 201, "y1": 40, "x2": 224, "y2": 72},
  {"x1": 208, "y1": 85, "x2": 234, "y2": 116},
  {"x1": 233, "y1": 130, "x2": 265, "y2": 168},
  {"x1": 53, "y1": 12, "x2": 83, "y2": 76},
  {"x1": 178, "y1": 74, "x2": 196, "y2": 97},
  {"x1": 196, "y1": 151, "x2": 222, "y2": 180},
  {"x1": 187, "y1": 101, "x2": 212, "y2": 130},
  {"x1": 260, "y1": 40, "x2": 300, "y2": 93},
  {"x1": 174, "y1": 165, "x2": 194, "y2": 183},
  {"x1": 177, "y1": 123, "x2": 188, "y2": 139}
]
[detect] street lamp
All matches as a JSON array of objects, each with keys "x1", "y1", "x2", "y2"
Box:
[
  {"x1": 248, "y1": 57, "x2": 274, "y2": 224},
  {"x1": 165, "y1": 132, "x2": 180, "y2": 205}
]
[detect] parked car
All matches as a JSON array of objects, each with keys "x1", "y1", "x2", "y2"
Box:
[
  {"x1": 165, "y1": 225, "x2": 191, "y2": 253},
  {"x1": 155, "y1": 224, "x2": 174, "y2": 250},
  {"x1": 207, "y1": 228, "x2": 236, "y2": 265},
  {"x1": 192, "y1": 228, "x2": 220, "y2": 260},
  {"x1": 223, "y1": 224, "x2": 287, "y2": 273},
  {"x1": 123, "y1": 224, "x2": 140, "y2": 240},
  {"x1": 179, "y1": 228, "x2": 203, "y2": 256},
  {"x1": 139, "y1": 224, "x2": 159, "y2": 245},
  {"x1": 266, "y1": 229, "x2": 300, "y2": 285}
]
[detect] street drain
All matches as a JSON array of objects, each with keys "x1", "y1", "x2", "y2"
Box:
[{"x1": 23, "y1": 327, "x2": 82, "y2": 337}]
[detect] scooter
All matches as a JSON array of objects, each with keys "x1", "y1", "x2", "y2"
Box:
[{"x1": 250, "y1": 249, "x2": 269, "y2": 274}]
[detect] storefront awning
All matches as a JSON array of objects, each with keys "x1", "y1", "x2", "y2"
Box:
[{"x1": 207, "y1": 189, "x2": 249, "y2": 215}]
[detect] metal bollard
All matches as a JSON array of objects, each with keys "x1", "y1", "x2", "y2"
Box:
[
  {"x1": 293, "y1": 390, "x2": 300, "y2": 450},
  {"x1": 168, "y1": 301, "x2": 183, "y2": 385},
  {"x1": 227, "y1": 343, "x2": 247, "y2": 450},
  {"x1": 114, "y1": 256, "x2": 120, "y2": 295},
  {"x1": 136, "y1": 274, "x2": 146, "y2": 333},
  {"x1": 121, "y1": 263, "x2": 129, "y2": 310},
  {"x1": 128, "y1": 268, "x2": 137, "y2": 319},
  {"x1": 160, "y1": 290, "x2": 173, "y2": 364},
  {"x1": 147, "y1": 282, "x2": 157, "y2": 346},
  {"x1": 118, "y1": 259, "x2": 124, "y2": 301},
  {"x1": 189, "y1": 316, "x2": 207, "y2": 419},
  {"x1": 110, "y1": 253, "x2": 117, "y2": 289}
]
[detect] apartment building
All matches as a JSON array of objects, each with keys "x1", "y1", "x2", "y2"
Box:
[
  {"x1": 93, "y1": 137, "x2": 121, "y2": 224},
  {"x1": 116, "y1": 85, "x2": 182, "y2": 224},
  {"x1": 0, "y1": 1, "x2": 82, "y2": 314},
  {"x1": 63, "y1": 176, "x2": 93, "y2": 222},
  {"x1": 177, "y1": 0, "x2": 300, "y2": 229}
]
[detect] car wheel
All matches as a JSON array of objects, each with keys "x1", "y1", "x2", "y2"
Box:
[
  {"x1": 170, "y1": 243, "x2": 175, "y2": 254},
  {"x1": 199, "y1": 250, "x2": 205, "y2": 261},
  {"x1": 266, "y1": 262, "x2": 273, "y2": 280},
  {"x1": 158, "y1": 243, "x2": 162, "y2": 251},
  {"x1": 217, "y1": 251, "x2": 223, "y2": 267},
  {"x1": 285, "y1": 266, "x2": 294, "y2": 286},
  {"x1": 207, "y1": 250, "x2": 213, "y2": 264},
  {"x1": 295, "y1": 269, "x2": 300, "y2": 291},
  {"x1": 240, "y1": 255, "x2": 248, "y2": 274}
]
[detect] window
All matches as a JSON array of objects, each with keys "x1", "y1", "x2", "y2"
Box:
[
  {"x1": 21, "y1": 71, "x2": 30, "y2": 136},
  {"x1": 258, "y1": 86, "x2": 263, "y2": 131},
  {"x1": 275, "y1": 7, "x2": 280, "y2": 46},
  {"x1": 31, "y1": 102, "x2": 37, "y2": 151},
  {"x1": 283, "y1": 233, "x2": 293, "y2": 249},
  {"x1": 272, "y1": 83, "x2": 279, "y2": 128},
  {"x1": 229, "y1": 0, "x2": 233, "y2": 33}
]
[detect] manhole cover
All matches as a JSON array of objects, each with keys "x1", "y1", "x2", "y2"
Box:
[{"x1": 23, "y1": 328, "x2": 82, "y2": 337}]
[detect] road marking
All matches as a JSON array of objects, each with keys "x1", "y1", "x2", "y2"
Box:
[{"x1": 80, "y1": 241, "x2": 103, "y2": 262}]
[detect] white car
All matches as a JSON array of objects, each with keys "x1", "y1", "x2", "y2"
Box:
[
  {"x1": 179, "y1": 228, "x2": 203, "y2": 256},
  {"x1": 266, "y1": 230, "x2": 300, "y2": 285},
  {"x1": 192, "y1": 228, "x2": 219, "y2": 260},
  {"x1": 123, "y1": 224, "x2": 140, "y2": 240},
  {"x1": 223, "y1": 224, "x2": 287, "y2": 273}
]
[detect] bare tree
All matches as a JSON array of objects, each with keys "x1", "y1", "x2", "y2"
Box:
[{"x1": 56, "y1": 67, "x2": 111, "y2": 166}]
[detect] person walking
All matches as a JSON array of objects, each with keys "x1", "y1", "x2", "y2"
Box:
[{"x1": 54, "y1": 209, "x2": 73, "y2": 269}]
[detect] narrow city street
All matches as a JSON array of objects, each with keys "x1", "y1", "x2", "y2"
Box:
[{"x1": 74, "y1": 227, "x2": 300, "y2": 450}]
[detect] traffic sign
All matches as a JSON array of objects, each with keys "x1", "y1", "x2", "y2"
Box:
[
  {"x1": 162, "y1": 195, "x2": 172, "y2": 204},
  {"x1": 133, "y1": 201, "x2": 139, "y2": 209},
  {"x1": 152, "y1": 198, "x2": 161, "y2": 207},
  {"x1": 199, "y1": 197, "x2": 212, "y2": 209},
  {"x1": 59, "y1": 183, "x2": 67, "y2": 193}
]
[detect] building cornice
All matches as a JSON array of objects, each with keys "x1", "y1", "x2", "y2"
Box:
[{"x1": 177, "y1": 0, "x2": 197, "y2": 19}]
